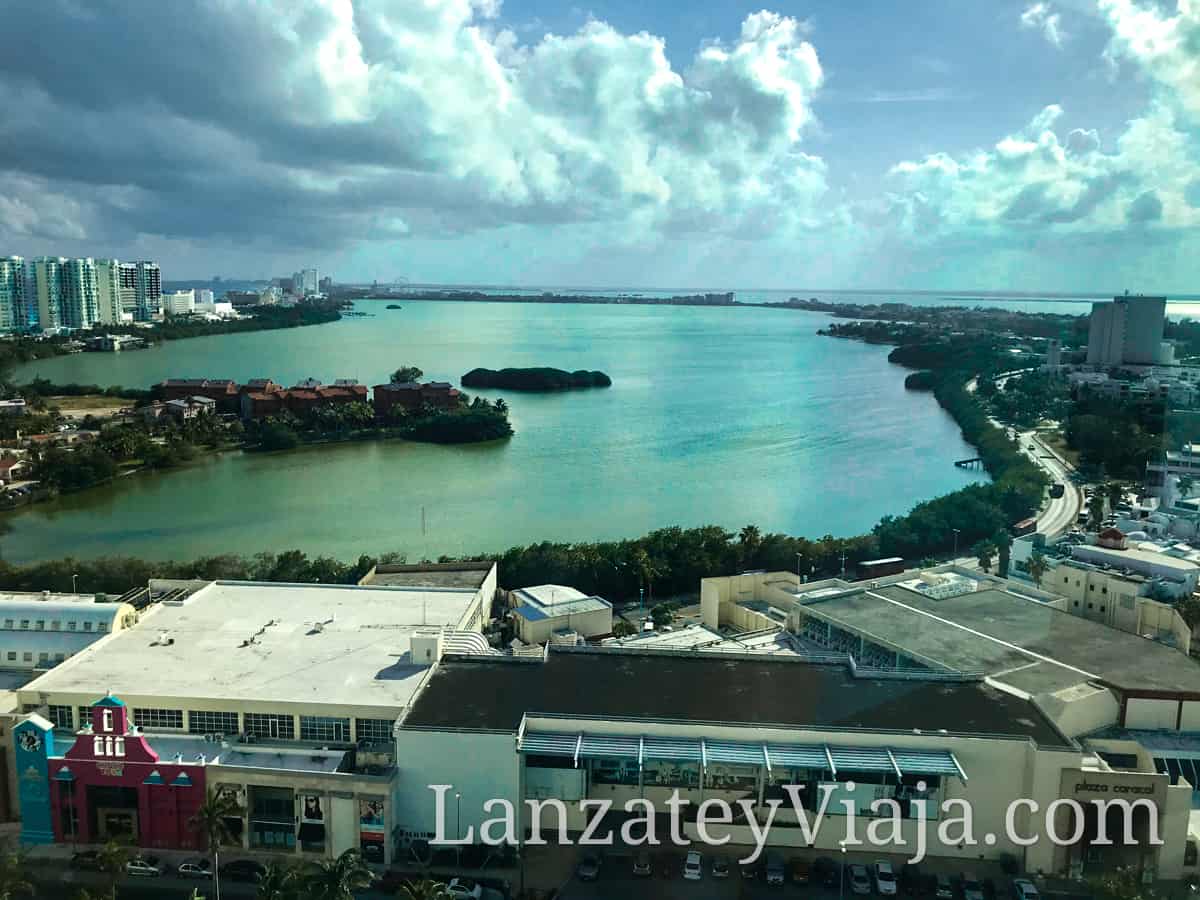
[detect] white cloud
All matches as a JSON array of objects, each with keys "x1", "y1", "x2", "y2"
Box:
[
  {"x1": 883, "y1": 102, "x2": 1199, "y2": 237},
  {"x1": 1020, "y1": 3, "x2": 1065, "y2": 47},
  {"x1": 0, "y1": 2, "x2": 832, "y2": 253},
  {"x1": 1099, "y1": 0, "x2": 1200, "y2": 121}
]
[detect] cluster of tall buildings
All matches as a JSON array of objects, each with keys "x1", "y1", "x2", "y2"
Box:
[
  {"x1": 0, "y1": 256, "x2": 162, "y2": 332},
  {"x1": 1086, "y1": 293, "x2": 1171, "y2": 367}
]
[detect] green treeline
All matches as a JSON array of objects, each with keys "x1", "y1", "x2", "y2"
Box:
[{"x1": 461, "y1": 367, "x2": 612, "y2": 390}]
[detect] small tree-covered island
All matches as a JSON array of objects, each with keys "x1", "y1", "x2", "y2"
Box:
[{"x1": 461, "y1": 366, "x2": 612, "y2": 390}]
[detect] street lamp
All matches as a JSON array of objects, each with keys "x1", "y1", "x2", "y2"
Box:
[
  {"x1": 71, "y1": 573, "x2": 78, "y2": 593},
  {"x1": 455, "y1": 792, "x2": 462, "y2": 862},
  {"x1": 796, "y1": 553, "x2": 803, "y2": 586},
  {"x1": 952, "y1": 529, "x2": 960, "y2": 560},
  {"x1": 839, "y1": 841, "x2": 847, "y2": 900}
]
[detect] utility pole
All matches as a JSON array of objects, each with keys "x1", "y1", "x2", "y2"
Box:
[
  {"x1": 952, "y1": 528, "x2": 960, "y2": 560},
  {"x1": 839, "y1": 551, "x2": 846, "y2": 577}
]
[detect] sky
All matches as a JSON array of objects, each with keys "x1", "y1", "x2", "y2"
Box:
[{"x1": 0, "y1": 0, "x2": 1197, "y2": 293}]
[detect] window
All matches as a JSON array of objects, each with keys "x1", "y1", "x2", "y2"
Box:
[
  {"x1": 54, "y1": 653, "x2": 65, "y2": 663},
  {"x1": 189, "y1": 710, "x2": 239, "y2": 735},
  {"x1": 355, "y1": 718, "x2": 393, "y2": 743},
  {"x1": 134, "y1": 708, "x2": 184, "y2": 730},
  {"x1": 96, "y1": 622, "x2": 107, "y2": 633},
  {"x1": 46, "y1": 705, "x2": 73, "y2": 729},
  {"x1": 299, "y1": 716, "x2": 350, "y2": 743},
  {"x1": 5, "y1": 652, "x2": 14, "y2": 662},
  {"x1": 1089, "y1": 584, "x2": 1095, "y2": 591},
  {"x1": 37, "y1": 653, "x2": 48, "y2": 664},
  {"x1": 83, "y1": 621, "x2": 92, "y2": 632},
  {"x1": 1088, "y1": 603, "x2": 1094, "y2": 609},
  {"x1": 1073, "y1": 601, "x2": 1079, "y2": 607},
  {"x1": 22, "y1": 652, "x2": 31, "y2": 662},
  {"x1": 34, "y1": 620, "x2": 43, "y2": 630},
  {"x1": 67, "y1": 621, "x2": 76, "y2": 631},
  {"x1": 3, "y1": 619, "x2": 12, "y2": 629},
  {"x1": 1102, "y1": 587, "x2": 1108, "y2": 594},
  {"x1": 50, "y1": 620, "x2": 60, "y2": 630},
  {"x1": 244, "y1": 713, "x2": 294, "y2": 740},
  {"x1": 19, "y1": 620, "x2": 28, "y2": 630}
]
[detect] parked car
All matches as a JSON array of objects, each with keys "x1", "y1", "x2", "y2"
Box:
[
  {"x1": 740, "y1": 859, "x2": 759, "y2": 880},
  {"x1": 70, "y1": 851, "x2": 102, "y2": 871},
  {"x1": 876, "y1": 861, "x2": 898, "y2": 895},
  {"x1": 712, "y1": 856, "x2": 730, "y2": 878},
  {"x1": 935, "y1": 875, "x2": 955, "y2": 900},
  {"x1": 814, "y1": 856, "x2": 838, "y2": 888},
  {"x1": 577, "y1": 855, "x2": 602, "y2": 882},
  {"x1": 126, "y1": 856, "x2": 163, "y2": 877},
  {"x1": 961, "y1": 873, "x2": 985, "y2": 900},
  {"x1": 684, "y1": 851, "x2": 703, "y2": 881},
  {"x1": 633, "y1": 852, "x2": 652, "y2": 877},
  {"x1": 220, "y1": 860, "x2": 268, "y2": 883},
  {"x1": 791, "y1": 857, "x2": 811, "y2": 884},
  {"x1": 766, "y1": 854, "x2": 786, "y2": 886},
  {"x1": 447, "y1": 878, "x2": 483, "y2": 900},
  {"x1": 177, "y1": 858, "x2": 213, "y2": 879},
  {"x1": 850, "y1": 864, "x2": 873, "y2": 895},
  {"x1": 1012, "y1": 879, "x2": 1041, "y2": 900}
]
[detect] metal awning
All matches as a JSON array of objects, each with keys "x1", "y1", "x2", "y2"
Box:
[
  {"x1": 518, "y1": 729, "x2": 967, "y2": 780},
  {"x1": 578, "y1": 734, "x2": 640, "y2": 760},
  {"x1": 705, "y1": 740, "x2": 766, "y2": 767}
]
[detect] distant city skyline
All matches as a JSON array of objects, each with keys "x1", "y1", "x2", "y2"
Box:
[{"x1": 0, "y1": 1, "x2": 1196, "y2": 292}]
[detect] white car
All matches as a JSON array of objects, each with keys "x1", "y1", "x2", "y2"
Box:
[
  {"x1": 447, "y1": 879, "x2": 484, "y2": 900},
  {"x1": 684, "y1": 851, "x2": 703, "y2": 880},
  {"x1": 126, "y1": 856, "x2": 163, "y2": 877},
  {"x1": 875, "y1": 861, "x2": 898, "y2": 896},
  {"x1": 1013, "y1": 879, "x2": 1040, "y2": 900},
  {"x1": 177, "y1": 858, "x2": 213, "y2": 879}
]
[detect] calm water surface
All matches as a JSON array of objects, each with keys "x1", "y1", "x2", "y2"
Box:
[{"x1": 10, "y1": 300, "x2": 993, "y2": 563}]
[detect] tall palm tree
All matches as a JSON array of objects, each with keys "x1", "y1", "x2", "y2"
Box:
[
  {"x1": 256, "y1": 861, "x2": 302, "y2": 900},
  {"x1": 190, "y1": 787, "x2": 243, "y2": 900},
  {"x1": 399, "y1": 879, "x2": 450, "y2": 900},
  {"x1": 0, "y1": 843, "x2": 32, "y2": 900},
  {"x1": 1027, "y1": 552, "x2": 1049, "y2": 589},
  {"x1": 303, "y1": 848, "x2": 374, "y2": 900},
  {"x1": 96, "y1": 840, "x2": 130, "y2": 900}
]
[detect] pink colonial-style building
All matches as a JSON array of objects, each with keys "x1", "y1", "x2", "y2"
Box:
[{"x1": 49, "y1": 694, "x2": 208, "y2": 849}]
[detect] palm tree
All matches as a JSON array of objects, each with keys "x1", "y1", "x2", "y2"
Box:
[
  {"x1": 256, "y1": 861, "x2": 302, "y2": 900},
  {"x1": 302, "y1": 848, "x2": 374, "y2": 900},
  {"x1": 0, "y1": 843, "x2": 32, "y2": 900},
  {"x1": 96, "y1": 840, "x2": 130, "y2": 900},
  {"x1": 972, "y1": 541, "x2": 996, "y2": 573},
  {"x1": 399, "y1": 879, "x2": 450, "y2": 900},
  {"x1": 1027, "y1": 552, "x2": 1049, "y2": 588},
  {"x1": 190, "y1": 787, "x2": 243, "y2": 900},
  {"x1": 1179, "y1": 475, "x2": 1194, "y2": 500}
]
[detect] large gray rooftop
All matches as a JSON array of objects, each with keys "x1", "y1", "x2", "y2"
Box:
[
  {"x1": 360, "y1": 562, "x2": 494, "y2": 590},
  {"x1": 800, "y1": 585, "x2": 1200, "y2": 696}
]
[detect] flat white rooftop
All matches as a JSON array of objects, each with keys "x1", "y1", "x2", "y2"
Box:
[{"x1": 22, "y1": 581, "x2": 482, "y2": 713}]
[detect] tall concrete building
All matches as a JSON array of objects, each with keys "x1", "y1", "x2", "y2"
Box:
[
  {"x1": 59, "y1": 258, "x2": 99, "y2": 329},
  {"x1": 1087, "y1": 294, "x2": 1168, "y2": 367},
  {"x1": 131, "y1": 261, "x2": 161, "y2": 321},
  {"x1": 94, "y1": 259, "x2": 131, "y2": 325},
  {"x1": 297, "y1": 268, "x2": 319, "y2": 296},
  {"x1": 0, "y1": 257, "x2": 26, "y2": 331},
  {"x1": 30, "y1": 257, "x2": 66, "y2": 332}
]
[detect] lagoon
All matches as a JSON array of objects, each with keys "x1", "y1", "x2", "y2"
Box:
[{"x1": 8, "y1": 300, "x2": 989, "y2": 563}]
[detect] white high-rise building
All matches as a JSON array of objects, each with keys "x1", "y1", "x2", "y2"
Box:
[
  {"x1": 194, "y1": 288, "x2": 214, "y2": 311},
  {"x1": 0, "y1": 256, "x2": 26, "y2": 331},
  {"x1": 132, "y1": 261, "x2": 161, "y2": 320},
  {"x1": 94, "y1": 259, "x2": 130, "y2": 325},
  {"x1": 60, "y1": 258, "x2": 99, "y2": 329},
  {"x1": 1087, "y1": 294, "x2": 1168, "y2": 367},
  {"x1": 30, "y1": 257, "x2": 66, "y2": 332},
  {"x1": 298, "y1": 267, "x2": 319, "y2": 296}
]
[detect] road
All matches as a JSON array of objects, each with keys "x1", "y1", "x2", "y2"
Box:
[{"x1": 1019, "y1": 429, "x2": 1083, "y2": 538}]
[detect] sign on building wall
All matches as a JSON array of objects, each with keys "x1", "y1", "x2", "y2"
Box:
[
  {"x1": 13, "y1": 716, "x2": 55, "y2": 844},
  {"x1": 360, "y1": 796, "x2": 385, "y2": 861}
]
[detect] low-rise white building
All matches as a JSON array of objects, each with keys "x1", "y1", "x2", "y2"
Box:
[
  {"x1": 510, "y1": 584, "x2": 612, "y2": 644},
  {"x1": 162, "y1": 289, "x2": 195, "y2": 315}
]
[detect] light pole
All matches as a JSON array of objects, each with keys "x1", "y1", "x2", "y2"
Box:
[
  {"x1": 952, "y1": 529, "x2": 960, "y2": 560},
  {"x1": 71, "y1": 573, "x2": 78, "y2": 593},
  {"x1": 796, "y1": 553, "x2": 803, "y2": 586},
  {"x1": 839, "y1": 841, "x2": 847, "y2": 900},
  {"x1": 455, "y1": 792, "x2": 462, "y2": 862}
]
